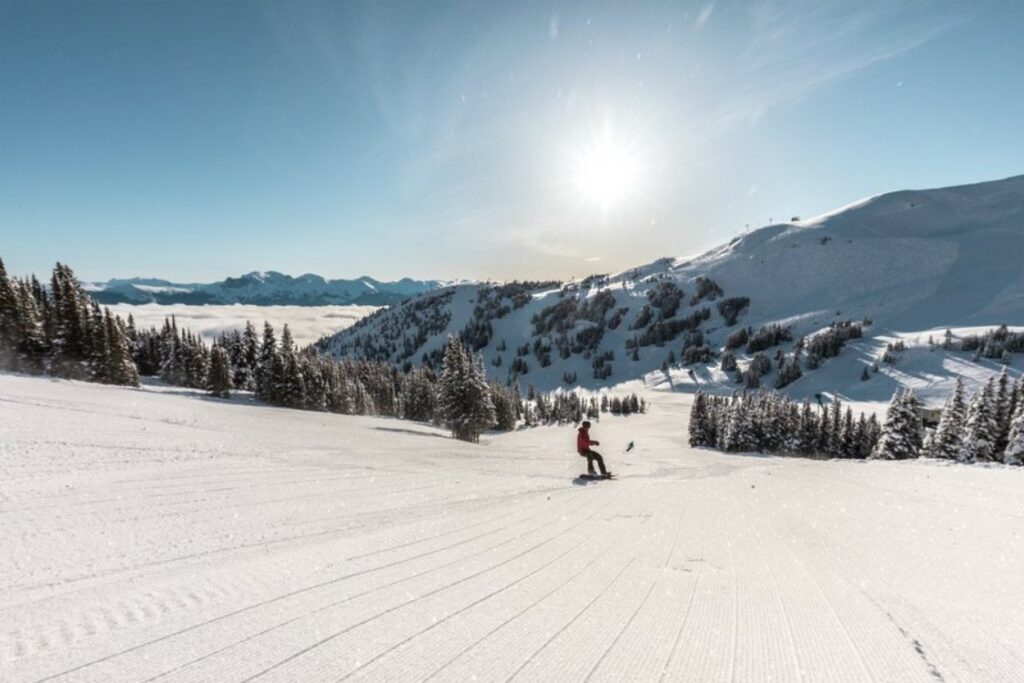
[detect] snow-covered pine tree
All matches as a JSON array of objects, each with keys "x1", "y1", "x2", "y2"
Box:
[
  {"x1": 798, "y1": 400, "x2": 818, "y2": 455},
  {"x1": 401, "y1": 366, "x2": 436, "y2": 422},
  {"x1": 903, "y1": 390, "x2": 924, "y2": 455},
  {"x1": 994, "y1": 367, "x2": 1012, "y2": 454},
  {"x1": 854, "y1": 413, "x2": 871, "y2": 459},
  {"x1": 236, "y1": 321, "x2": 259, "y2": 391},
  {"x1": 775, "y1": 353, "x2": 802, "y2": 389},
  {"x1": 829, "y1": 399, "x2": 844, "y2": 458},
  {"x1": 489, "y1": 381, "x2": 518, "y2": 431},
  {"x1": 1003, "y1": 406, "x2": 1024, "y2": 466},
  {"x1": 207, "y1": 345, "x2": 233, "y2": 398},
  {"x1": 689, "y1": 392, "x2": 712, "y2": 446},
  {"x1": 13, "y1": 278, "x2": 47, "y2": 373},
  {"x1": 720, "y1": 350, "x2": 737, "y2": 373},
  {"x1": 815, "y1": 403, "x2": 832, "y2": 456},
  {"x1": 839, "y1": 407, "x2": 855, "y2": 458},
  {"x1": 1009, "y1": 377, "x2": 1022, "y2": 426},
  {"x1": 959, "y1": 379, "x2": 999, "y2": 463},
  {"x1": 466, "y1": 353, "x2": 497, "y2": 439},
  {"x1": 187, "y1": 332, "x2": 209, "y2": 389},
  {"x1": 276, "y1": 325, "x2": 305, "y2": 408},
  {"x1": 85, "y1": 300, "x2": 107, "y2": 382},
  {"x1": 871, "y1": 390, "x2": 922, "y2": 460},
  {"x1": 103, "y1": 309, "x2": 139, "y2": 386},
  {"x1": 49, "y1": 264, "x2": 90, "y2": 379},
  {"x1": 723, "y1": 396, "x2": 756, "y2": 452},
  {"x1": 256, "y1": 322, "x2": 277, "y2": 402},
  {"x1": 925, "y1": 378, "x2": 965, "y2": 459},
  {"x1": 160, "y1": 335, "x2": 187, "y2": 386},
  {"x1": 0, "y1": 257, "x2": 21, "y2": 370},
  {"x1": 438, "y1": 336, "x2": 473, "y2": 441}
]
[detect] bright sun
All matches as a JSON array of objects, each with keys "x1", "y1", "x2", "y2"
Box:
[{"x1": 572, "y1": 128, "x2": 641, "y2": 212}]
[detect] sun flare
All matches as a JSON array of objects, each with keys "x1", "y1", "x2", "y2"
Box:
[{"x1": 572, "y1": 128, "x2": 641, "y2": 212}]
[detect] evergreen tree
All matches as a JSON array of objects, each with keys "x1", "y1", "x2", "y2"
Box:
[
  {"x1": 688, "y1": 392, "x2": 713, "y2": 446},
  {"x1": 102, "y1": 309, "x2": 139, "y2": 386},
  {"x1": 160, "y1": 334, "x2": 187, "y2": 386},
  {"x1": 489, "y1": 381, "x2": 519, "y2": 431},
  {"x1": 959, "y1": 379, "x2": 999, "y2": 463},
  {"x1": 256, "y1": 322, "x2": 278, "y2": 402},
  {"x1": 0, "y1": 257, "x2": 21, "y2": 370},
  {"x1": 775, "y1": 352, "x2": 802, "y2": 388},
  {"x1": 238, "y1": 321, "x2": 259, "y2": 391},
  {"x1": 815, "y1": 403, "x2": 832, "y2": 455},
  {"x1": 206, "y1": 345, "x2": 233, "y2": 398},
  {"x1": 798, "y1": 400, "x2": 818, "y2": 455},
  {"x1": 838, "y1": 407, "x2": 855, "y2": 458},
  {"x1": 49, "y1": 263, "x2": 90, "y2": 378},
  {"x1": 926, "y1": 378, "x2": 965, "y2": 459},
  {"x1": 1003, "y1": 407, "x2": 1024, "y2": 466},
  {"x1": 402, "y1": 366, "x2": 437, "y2": 422},
  {"x1": 829, "y1": 399, "x2": 844, "y2": 457},
  {"x1": 465, "y1": 352, "x2": 497, "y2": 437},
  {"x1": 871, "y1": 391, "x2": 922, "y2": 460},
  {"x1": 275, "y1": 325, "x2": 305, "y2": 408},
  {"x1": 438, "y1": 336, "x2": 495, "y2": 442},
  {"x1": 13, "y1": 279, "x2": 47, "y2": 373},
  {"x1": 854, "y1": 413, "x2": 871, "y2": 459},
  {"x1": 994, "y1": 368, "x2": 1012, "y2": 454},
  {"x1": 723, "y1": 396, "x2": 756, "y2": 452}
]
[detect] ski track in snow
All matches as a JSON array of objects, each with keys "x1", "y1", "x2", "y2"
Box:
[{"x1": 3, "y1": 373, "x2": 1024, "y2": 681}]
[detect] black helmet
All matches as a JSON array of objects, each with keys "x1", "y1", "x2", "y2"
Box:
[{"x1": 581, "y1": 420, "x2": 591, "y2": 428}]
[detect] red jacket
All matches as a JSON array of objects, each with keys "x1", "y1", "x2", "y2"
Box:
[{"x1": 577, "y1": 427, "x2": 596, "y2": 454}]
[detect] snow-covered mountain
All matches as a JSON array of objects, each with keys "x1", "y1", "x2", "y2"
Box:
[
  {"x1": 84, "y1": 271, "x2": 454, "y2": 306},
  {"x1": 318, "y1": 174, "x2": 1024, "y2": 400}
]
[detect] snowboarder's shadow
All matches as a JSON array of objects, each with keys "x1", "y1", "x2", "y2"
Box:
[
  {"x1": 572, "y1": 475, "x2": 609, "y2": 486},
  {"x1": 373, "y1": 426, "x2": 450, "y2": 440}
]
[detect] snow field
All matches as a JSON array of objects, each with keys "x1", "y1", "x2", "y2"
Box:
[{"x1": 3, "y1": 373, "x2": 1024, "y2": 681}]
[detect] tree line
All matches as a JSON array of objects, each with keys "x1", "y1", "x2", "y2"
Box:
[
  {"x1": 1, "y1": 259, "x2": 645, "y2": 443},
  {"x1": 0, "y1": 259, "x2": 139, "y2": 386},
  {"x1": 688, "y1": 391, "x2": 881, "y2": 458},
  {"x1": 688, "y1": 368, "x2": 1024, "y2": 464},
  {"x1": 915, "y1": 371, "x2": 1024, "y2": 464}
]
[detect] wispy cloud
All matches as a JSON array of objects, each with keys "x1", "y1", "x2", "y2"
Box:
[
  {"x1": 695, "y1": 3, "x2": 716, "y2": 31},
  {"x1": 708, "y1": 0, "x2": 965, "y2": 132}
]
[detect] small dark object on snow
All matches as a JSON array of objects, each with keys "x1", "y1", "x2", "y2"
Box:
[
  {"x1": 625, "y1": 441, "x2": 635, "y2": 452},
  {"x1": 579, "y1": 473, "x2": 616, "y2": 480}
]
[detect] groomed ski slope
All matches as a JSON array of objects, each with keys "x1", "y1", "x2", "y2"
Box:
[{"x1": 3, "y1": 374, "x2": 1024, "y2": 682}]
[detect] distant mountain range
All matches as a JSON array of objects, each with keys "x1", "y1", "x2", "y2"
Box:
[{"x1": 84, "y1": 271, "x2": 454, "y2": 306}]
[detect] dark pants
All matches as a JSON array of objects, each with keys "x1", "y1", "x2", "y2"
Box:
[{"x1": 580, "y1": 449, "x2": 607, "y2": 475}]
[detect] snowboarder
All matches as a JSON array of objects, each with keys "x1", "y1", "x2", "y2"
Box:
[{"x1": 577, "y1": 421, "x2": 611, "y2": 477}]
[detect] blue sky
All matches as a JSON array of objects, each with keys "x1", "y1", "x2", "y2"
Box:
[{"x1": 1, "y1": 0, "x2": 1021, "y2": 282}]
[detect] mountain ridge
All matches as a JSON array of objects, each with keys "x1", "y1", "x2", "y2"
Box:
[
  {"x1": 318, "y1": 174, "x2": 1024, "y2": 398},
  {"x1": 85, "y1": 271, "x2": 462, "y2": 306}
]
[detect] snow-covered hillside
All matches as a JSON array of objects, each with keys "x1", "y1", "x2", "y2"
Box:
[
  {"x1": 5, "y1": 373, "x2": 1024, "y2": 681},
  {"x1": 85, "y1": 271, "x2": 455, "y2": 307},
  {"x1": 319, "y1": 175, "x2": 1024, "y2": 401}
]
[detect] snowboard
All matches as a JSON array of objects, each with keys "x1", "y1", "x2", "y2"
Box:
[{"x1": 578, "y1": 473, "x2": 616, "y2": 480}]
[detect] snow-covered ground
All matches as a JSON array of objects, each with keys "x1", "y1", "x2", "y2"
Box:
[
  {"x1": 653, "y1": 327, "x2": 1022, "y2": 415},
  {"x1": 105, "y1": 303, "x2": 379, "y2": 347},
  {"x1": 4, "y1": 373, "x2": 1024, "y2": 681}
]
